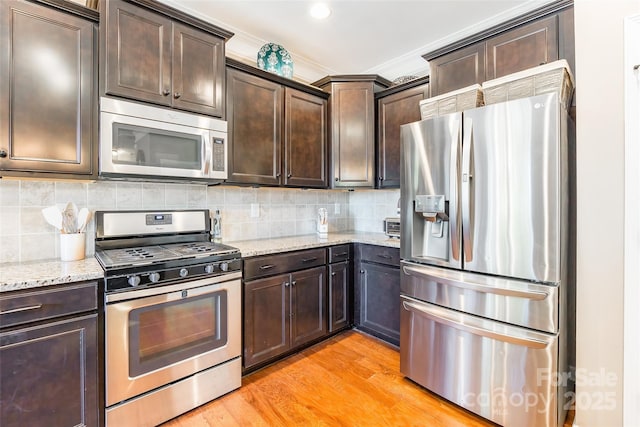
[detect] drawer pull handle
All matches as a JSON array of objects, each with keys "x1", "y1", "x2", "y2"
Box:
[
  {"x1": 259, "y1": 264, "x2": 275, "y2": 270},
  {"x1": 333, "y1": 252, "x2": 348, "y2": 257},
  {"x1": 0, "y1": 304, "x2": 43, "y2": 315},
  {"x1": 377, "y1": 254, "x2": 393, "y2": 259},
  {"x1": 301, "y1": 257, "x2": 318, "y2": 263}
]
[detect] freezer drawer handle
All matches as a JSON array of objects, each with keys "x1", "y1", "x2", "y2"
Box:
[
  {"x1": 402, "y1": 300, "x2": 551, "y2": 349},
  {"x1": 402, "y1": 265, "x2": 549, "y2": 301}
]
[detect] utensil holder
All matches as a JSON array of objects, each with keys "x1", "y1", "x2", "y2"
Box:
[{"x1": 60, "y1": 233, "x2": 86, "y2": 261}]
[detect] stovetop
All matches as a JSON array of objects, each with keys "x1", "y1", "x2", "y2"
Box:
[
  {"x1": 96, "y1": 241, "x2": 239, "y2": 270},
  {"x1": 94, "y1": 210, "x2": 242, "y2": 294}
]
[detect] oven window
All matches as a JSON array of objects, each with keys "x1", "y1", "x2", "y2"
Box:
[
  {"x1": 128, "y1": 291, "x2": 228, "y2": 377},
  {"x1": 112, "y1": 123, "x2": 202, "y2": 170}
]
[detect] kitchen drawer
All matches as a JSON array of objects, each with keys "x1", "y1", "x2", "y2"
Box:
[
  {"x1": 244, "y1": 248, "x2": 326, "y2": 281},
  {"x1": 328, "y1": 244, "x2": 351, "y2": 263},
  {"x1": 0, "y1": 281, "x2": 98, "y2": 329},
  {"x1": 358, "y1": 244, "x2": 400, "y2": 267}
]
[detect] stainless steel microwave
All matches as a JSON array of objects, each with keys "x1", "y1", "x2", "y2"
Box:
[{"x1": 99, "y1": 97, "x2": 227, "y2": 183}]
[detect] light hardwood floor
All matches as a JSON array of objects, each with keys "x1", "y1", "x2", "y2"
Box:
[{"x1": 162, "y1": 330, "x2": 573, "y2": 427}]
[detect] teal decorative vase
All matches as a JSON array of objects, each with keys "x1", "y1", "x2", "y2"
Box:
[{"x1": 257, "y1": 43, "x2": 293, "y2": 78}]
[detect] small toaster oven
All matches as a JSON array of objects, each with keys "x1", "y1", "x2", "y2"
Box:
[{"x1": 384, "y1": 217, "x2": 400, "y2": 238}]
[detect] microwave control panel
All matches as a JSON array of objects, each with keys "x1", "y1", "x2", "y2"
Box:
[{"x1": 212, "y1": 137, "x2": 225, "y2": 172}]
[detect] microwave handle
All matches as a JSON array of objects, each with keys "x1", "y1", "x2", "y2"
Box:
[{"x1": 203, "y1": 136, "x2": 212, "y2": 176}]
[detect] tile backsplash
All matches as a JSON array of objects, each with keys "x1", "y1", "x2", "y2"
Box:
[{"x1": 0, "y1": 179, "x2": 400, "y2": 263}]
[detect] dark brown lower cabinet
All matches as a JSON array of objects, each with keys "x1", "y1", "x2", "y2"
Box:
[
  {"x1": 0, "y1": 309, "x2": 98, "y2": 427},
  {"x1": 290, "y1": 267, "x2": 327, "y2": 347},
  {"x1": 243, "y1": 266, "x2": 326, "y2": 370},
  {"x1": 329, "y1": 261, "x2": 350, "y2": 333},
  {"x1": 354, "y1": 245, "x2": 401, "y2": 346}
]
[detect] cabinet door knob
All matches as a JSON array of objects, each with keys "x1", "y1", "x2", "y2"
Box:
[
  {"x1": 0, "y1": 149, "x2": 7, "y2": 158},
  {"x1": 284, "y1": 282, "x2": 290, "y2": 287},
  {"x1": 287, "y1": 173, "x2": 292, "y2": 178},
  {"x1": 335, "y1": 177, "x2": 339, "y2": 182},
  {"x1": 331, "y1": 272, "x2": 336, "y2": 276},
  {"x1": 360, "y1": 270, "x2": 364, "y2": 274},
  {"x1": 174, "y1": 92, "x2": 181, "y2": 99},
  {"x1": 291, "y1": 280, "x2": 297, "y2": 286},
  {"x1": 163, "y1": 89, "x2": 170, "y2": 96},
  {"x1": 276, "y1": 172, "x2": 281, "y2": 178}
]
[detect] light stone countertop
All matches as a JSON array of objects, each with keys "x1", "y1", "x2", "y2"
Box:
[
  {"x1": 229, "y1": 231, "x2": 400, "y2": 258},
  {"x1": 0, "y1": 257, "x2": 104, "y2": 293},
  {"x1": 0, "y1": 232, "x2": 399, "y2": 293}
]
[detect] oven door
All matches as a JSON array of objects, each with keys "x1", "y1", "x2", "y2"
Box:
[{"x1": 105, "y1": 275, "x2": 241, "y2": 406}]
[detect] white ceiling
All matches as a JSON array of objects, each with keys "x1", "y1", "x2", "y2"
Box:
[{"x1": 161, "y1": 0, "x2": 557, "y2": 84}]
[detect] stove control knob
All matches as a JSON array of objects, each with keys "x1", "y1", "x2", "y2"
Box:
[
  {"x1": 220, "y1": 262, "x2": 229, "y2": 272},
  {"x1": 179, "y1": 268, "x2": 189, "y2": 278},
  {"x1": 128, "y1": 275, "x2": 141, "y2": 287},
  {"x1": 204, "y1": 264, "x2": 215, "y2": 274},
  {"x1": 148, "y1": 272, "x2": 160, "y2": 283}
]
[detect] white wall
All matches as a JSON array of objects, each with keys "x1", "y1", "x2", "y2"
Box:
[
  {"x1": 574, "y1": 1, "x2": 640, "y2": 425},
  {"x1": 623, "y1": 13, "x2": 640, "y2": 425}
]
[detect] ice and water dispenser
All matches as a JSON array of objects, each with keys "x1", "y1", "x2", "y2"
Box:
[{"x1": 411, "y1": 194, "x2": 451, "y2": 262}]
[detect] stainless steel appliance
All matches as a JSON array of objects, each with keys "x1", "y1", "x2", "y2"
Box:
[
  {"x1": 100, "y1": 97, "x2": 228, "y2": 182},
  {"x1": 383, "y1": 217, "x2": 400, "y2": 238},
  {"x1": 400, "y1": 92, "x2": 574, "y2": 427},
  {"x1": 95, "y1": 210, "x2": 242, "y2": 427}
]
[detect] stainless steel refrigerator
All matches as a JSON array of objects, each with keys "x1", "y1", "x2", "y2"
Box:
[{"x1": 399, "y1": 92, "x2": 575, "y2": 427}]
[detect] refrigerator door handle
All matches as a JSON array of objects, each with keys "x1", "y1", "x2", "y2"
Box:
[
  {"x1": 401, "y1": 298, "x2": 553, "y2": 349},
  {"x1": 461, "y1": 117, "x2": 474, "y2": 261},
  {"x1": 449, "y1": 124, "x2": 460, "y2": 261},
  {"x1": 402, "y1": 264, "x2": 550, "y2": 301}
]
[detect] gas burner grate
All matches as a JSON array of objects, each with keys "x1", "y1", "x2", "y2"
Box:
[
  {"x1": 163, "y1": 242, "x2": 239, "y2": 257},
  {"x1": 124, "y1": 248, "x2": 156, "y2": 258},
  {"x1": 182, "y1": 243, "x2": 215, "y2": 253},
  {"x1": 97, "y1": 245, "x2": 178, "y2": 267}
]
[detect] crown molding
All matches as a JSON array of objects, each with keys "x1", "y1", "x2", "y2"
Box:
[
  {"x1": 158, "y1": 0, "x2": 561, "y2": 83},
  {"x1": 158, "y1": 0, "x2": 336, "y2": 83}
]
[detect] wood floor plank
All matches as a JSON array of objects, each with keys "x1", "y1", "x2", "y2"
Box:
[{"x1": 161, "y1": 330, "x2": 572, "y2": 427}]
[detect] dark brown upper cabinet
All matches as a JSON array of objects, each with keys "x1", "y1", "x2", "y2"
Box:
[
  {"x1": 0, "y1": 0, "x2": 98, "y2": 179},
  {"x1": 227, "y1": 68, "x2": 282, "y2": 186},
  {"x1": 284, "y1": 88, "x2": 327, "y2": 188},
  {"x1": 313, "y1": 76, "x2": 391, "y2": 189},
  {"x1": 376, "y1": 79, "x2": 429, "y2": 188},
  {"x1": 226, "y1": 60, "x2": 329, "y2": 188},
  {"x1": 101, "y1": 0, "x2": 231, "y2": 117},
  {"x1": 485, "y1": 15, "x2": 558, "y2": 80},
  {"x1": 429, "y1": 44, "x2": 485, "y2": 96},
  {"x1": 424, "y1": 0, "x2": 574, "y2": 97}
]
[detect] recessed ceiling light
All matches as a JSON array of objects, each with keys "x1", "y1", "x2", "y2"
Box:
[{"x1": 310, "y1": 3, "x2": 331, "y2": 20}]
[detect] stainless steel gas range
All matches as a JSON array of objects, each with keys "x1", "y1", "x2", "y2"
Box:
[{"x1": 94, "y1": 210, "x2": 242, "y2": 427}]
